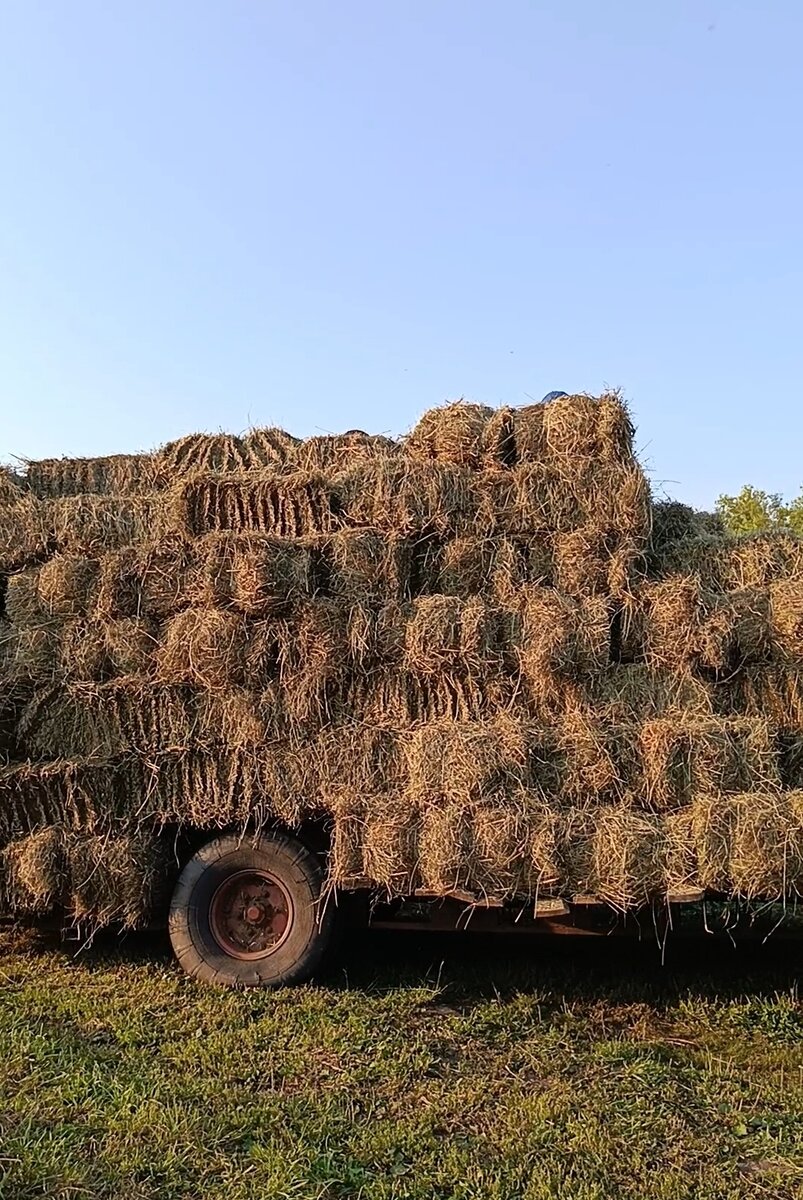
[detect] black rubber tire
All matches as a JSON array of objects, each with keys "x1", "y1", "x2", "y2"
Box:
[{"x1": 168, "y1": 831, "x2": 336, "y2": 988}]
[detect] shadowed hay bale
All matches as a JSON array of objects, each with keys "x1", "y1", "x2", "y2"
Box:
[
  {"x1": 159, "y1": 608, "x2": 247, "y2": 689},
  {"x1": 66, "y1": 830, "x2": 172, "y2": 927},
  {"x1": 404, "y1": 715, "x2": 538, "y2": 803},
  {"x1": 295, "y1": 432, "x2": 400, "y2": 472},
  {"x1": 558, "y1": 709, "x2": 632, "y2": 801},
  {"x1": 483, "y1": 464, "x2": 585, "y2": 536},
  {"x1": 586, "y1": 665, "x2": 715, "y2": 722},
  {"x1": 18, "y1": 680, "x2": 198, "y2": 760},
  {"x1": 153, "y1": 749, "x2": 310, "y2": 828},
  {"x1": 329, "y1": 793, "x2": 419, "y2": 893},
  {"x1": 175, "y1": 470, "x2": 341, "y2": 538},
  {"x1": 326, "y1": 530, "x2": 411, "y2": 603},
  {"x1": 721, "y1": 666, "x2": 803, "y2": 730},
  {"x1": 689, "y1": 793, "x2": 803, "y2": 898},
  {"x1": 278, "y1": 600, "x2": 353, "y2": 721},
  {"x1": 337, "y1": 460, "x2": 479, "y2": 535},
  {"x1": 11, "y1": 617, "x2": 160, "y2": 682},
  {"x1": 341, "y1": 670, "x2": 500, "y2": 726},
  {"x1": 37, "y1": 556, "x2": 100, "y2": 618},
  {"x1": 639, "y1": 717, "x2": 780, "y2": 811},
  {"x1": 491, "y1": 536, "x2": 554, "y2": 604},
  {"x1": 0, "y1": 495, "x2": 52, "y2": 572},
  {"x1": 509, "y1": 404, "x2": 546, "y2": 462},
  {"x1": 3, "y1": 827, "x2": 66, "y2": 911},
  {"x1": 552, "y1": 527, "x2": 639, "y2": 597},
  {"x1": 645, "y1": 578, "x2": 773, "y2": 673},
  {"x1": 438, "y1": 536, "x2": 496, "y2": 598},
  {"x1": 516, "y1": 589, "x2": 610, "y2": 708},
  {"x1": 541, "y1": 392, "x2": 635, "y2": 466},
  {"x1": 418, "y1": 802, "x2": 470, "y2": 893},
  {"x1": 0, "y1": 466, "x2": 25, "y2": 505},
  {"x1": 770, "y1": 580, "x2": 803, "y2": 663},
  {"x1": 559, "y1": 805, "x2": 666, "y2": 908},
  {"x1": 1, "y1": 622, "x2": 62, "y2": 680},
  {"x1": 50, "y1": 495, "x2": 169, "y2": 555},
  {"x1": 25, "y1": 454, "x2": 159, "y2": 498},
  {"x1": 314, "y1": 725, "x2": 399, "y2": 800},
  {"x1": 4, "y1": 569, "x2": 47, "y2": 626},
  {"x1": 469, "y1": 793, "x2": 561, "y2": 897},
  {"x1": 242, "y1": 427, "x2": 301, "y2": 468},
  {"x1": 193, "y1": 532, "x2": 310, "y2": 614},
  {"x1": 0, "y1": 758, "x2": 145, "y2": 839},
  {"x1": 778, "y1": 735, "x2": 803, "y2": 788},
  {"x1": 406, "y1": 402, "x2": 514, "y2": 469},
  {"x1": 97, "y1": 538, "x2": 194, "y2": 621},
  {"x1": 156, "y1": 433, "x2": 251, "y2": 476},
  {"x1": 404, "y1": 595, "x2": 511, "y2": 678},
  {"x1": 197, "y1": 686, "x2": 285, "y2": 749},
  {"x1": 664, "y1": 807, "x2": 697, "y2": 895}
]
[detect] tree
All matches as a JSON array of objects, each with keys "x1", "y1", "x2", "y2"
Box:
[{"x1": 716, "y1": 485, "x2": 803, "y2": 537}]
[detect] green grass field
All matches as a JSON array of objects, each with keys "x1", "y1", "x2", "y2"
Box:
[{"x1": 0, "y1": 923, "x2": 801, "y2": 1200}]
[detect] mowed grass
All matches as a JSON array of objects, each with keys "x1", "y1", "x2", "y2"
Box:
[{"x1": 0, "y1": 923, "x2": 802, "y2": 1200}]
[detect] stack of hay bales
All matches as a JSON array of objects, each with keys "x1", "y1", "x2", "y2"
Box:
[{"x1": 1, "y1": 394, "x2": 802, "y2": 928}]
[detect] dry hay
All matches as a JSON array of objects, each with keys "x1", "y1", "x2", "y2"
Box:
[
  {"x1": 509, "y1": 404, "x2": 546, "y2": 463},
  {"x1": 159, "y1": 608, "x2": 247, "y2": 689},
  {"x1": 156, "y1": 433, "x2": 252, "y2": 477},
  {"x1": 778, "y1": 735, "x2": 803, "y2": 789},
  {"x1": 557, "y1": 709, "x2": 631, "y2": 802},
  {"x1": 313, "y1": 724, "x2": 399, "y2": 801},
  {"x1": 690, "y1": 793, "x2": 803, "y2": 899},
  {"x1": 0, "y1": 466, "x2": 25, "y2": 505},
  {"x1": 192, "y1": 532, "x2": 310, "y2": 614},
  {"x1": 723, "y1": 534, "x2": 803, "y2": 590},
  {"x1": 242, "y1": 427, "x2": 301, "y2": 469},
  {"x1": 65, "y1": 830, "x2": 172, "y2": 928},
  {"x1": 469, "y1": 793, "x2": 561, "y2": 897},
  {"x1": 326, "y1": 529, "x2": 411, "y2": 604},
  {"x1": 96, "y1": 538, "x2": 194, "y2": 621},
  {"x1": 639, "y1": 717, "x2": 780, "y2": 811},
  {"x1": 336, "y1": 460, "x2": 480, "y2": 536},
  {"x1": 0, "y1": 495, "x2": 52, "y2": 573},
  {"x1": 586, "y1": 665, "x2": 715, "y2": 723},
  {"x1": 4, "y1": 569, "x2": 47, "y2": 626},
  {"x1": 403, "y1": 714, "x2": 536, "y2": 804},
  {"x1": 587, "y1": 805, "x2": 666, "y2": 910},
  {"x1": 1, "y1": 622, "x2": 61, "y2": 681},
  {"x1": 25, "y1": 453, "x2": 159, "y2": 498},
  {"x1": 553, "y1": 527, "x2": 611, "y2": 596},
  {"x1": 340, "y1": 669, "x2": 498, "y2": 727},
  {"x1": 0, "y1": 758, "x2": 145, "y2": 840},
  {"x1": 295, "y1": 431, "x2": 400, "y2": 473},
  {"x1": 18, "y1": 680, "x2": 198, "y2": 760},
  {"x1": 541, "y1": 391, "x2": 635, "y2": 467},
  {"x1": 770, "y1": 580, "x2": 803, "y2": 663},
  {"x1": 50, "y1": 495, "x2": 168, "y2": 555},
  {"x1": 491, "y1": 536, "x2": 554, "y2": 604},
  {"x1": 197, "y1": 685, "x2": 284, "y2": 749},
  {"x1": 360, "y1": 795, "x2": 420, "y2": 894},
  {"x1": 515, "y1": 589, "x2": 610, "y2": 710},
  {"x1": 175, "y1": 470, "x2": 341, "y2": 538},
  {"x1": 152, "y1": 748, "x2": 311, "y2": 828},
  {"x1": 278, "y1": 599, "x2": 353, "y2": 722},
  {"x1": 405, "y1": 402, "x2": 514, "y2": 469},
  {"x1": 438, "y1": 536, "x2": 497, "y2": 599},
  {"x1": 404, "y1": 595, "x2": 510, "y2": 679},
  {"x1": 643, "y1": 575, "x2": 705, "y2": 672},
  {"x1": 645, "y1": 577, "x2": 774, "y2": 675},
  {"x1": 3, "y1": 826, "x2": 66, "y2": 911},
  {"x1": 721, "y1": 666, "x2": 803, "y2": 731},
  {"x1": 483, "y1": 464, "x2": 586, "y2": 537},
  {"x1": 37, "y1": 556, "x2": 100, "y2": 618},
  {"x1": 418, "y1": 801, "x2": 471, "y2": 893}
]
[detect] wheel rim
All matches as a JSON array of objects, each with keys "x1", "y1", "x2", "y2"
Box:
[{"x1": 209, "y1": 869, "x2": 294, "y2": 960}]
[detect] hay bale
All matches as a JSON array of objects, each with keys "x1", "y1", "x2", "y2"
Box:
[
  {"x1": 156, "y1": 433, "x2": 251, "y2": 476},
  {"x1": 643, "y1": 575, "x2": 705, "y2": 672},
  {"x1": 404, "y1": 595, "x2": 509, "y2": 679},
  {"x1": 295, "y1": 431, "x2": 399, "y2": 473},
  {"x1": 3, "y1": 827, "x2": 66, "y2": 911},
  {"x1": 197, "y1": 686, "x2": 284, "y2": 749},
  {"x1": 4, "y1": 569, "x2": 47, "y2": 626},
  {"x1": 664, "y1": 807, "x2": 698, "y2": 895},
  {"x1": 2, "y1": 622, "x2": 61, "y2": 680},
  {"x1": 327, "y1": 529, "x2": 411, "y2": 604},
  {"x1": 515, "y1": 589, "x2": 610, "y2": 711},
  {"x1": 242, "y1": 427, "x2": 301, "y2": 469},
  {"x1": 552, "y1": 527, "x2": 610, "y2": 596},
  {"x1": 770, "y1": 580, "x2": 803, "y2": 663},
  {"x1": 314, "y1": 725, "x2": 400, "y2": 801},
  {"x1": 590, "y1": 805, "x2": 666, "y2": 910},
  {"x1": 0, "y1": 466, "x2": 25, "y2": 505},
  {"x1": 337, "y1": 460, "x2": 480, "y2": 536},
  {"x1": 639, "y1": 717, "x2": 780, "y2": 811},
  {"x1": 103, "y1": 618, "x2": 160, "y2": 677},
  {"x1": 587, "y1": 665, "x2": 715, "y2": 723},
  {"x1": 727, "y1": 793, "x2": 803, "y2": 899},
  {"x1": 26, "y1": 454, "x2": 159, "y2": 498},
  {"x1": 558, "y1": 709, "x2": 631, "y2": 801},
  {"x1": 193, "y1": 532, "x2": 310, "y2": 614},
  {"x1": 37, "y1": 556, "x2": 100, "y2": 618},
  {"x1": 491, "y1": 536, "x2": 554, "y2": 604},
  {"x1": 175, "y1": 470, "x2": 341, "y2": 538},
  {"x1": 723, "y1": 534, "x2": 803, "y2": 590},
  {"x1": 333, "y1": 793, "x2": 420, "y2": 894},
  {"x1": 97, "y1": 538, "x2": 194, "y2": 620},
  {"x1": 418, "y1": 801, "x2": 471, "y2": 893},
  {"x1": 50, "y1": 495, "x2": 167, "y2": 555},
  {"x1": 0, "y1": 758, "x2": 140, "y2": 839},
  {"x1": 405, "y1": 402, "x2": 497, "y2": 468},
  {"x1": 436, "y1": 536, "x2": 494, "y2": 599},
  {"x1": 66, "y1": 830, "x2": 172, "y2": 927},
  {"x1": 340, "y1": 669, "x2": 496, "y2": 727},
  {"x1": 404, "y1": 715, "x2": 534, "y2": 803},
  {"x1": 0, "y1": 495, "x2": 52, "y2": 572},
  {"x1": 153, "y1": 748, "x2": 307, "y2": 828},
  {"x1": 329, "y1": 794, "x2": 369, "y2": 888},
  {"x1": 541, "y1": 391, "x2": 635, "y2": 466},
  {"x1": 470, "y1": 793, "x2": 561, "y2": 897},
  {"x1": 246, "y1": 599, "x2": 353, "y2": 722},
  {"x1": 510, "y1": 404, "x2": 546, "y2": 463},
  {"x1": 723, "y1": 666, "x2": 803, "y2": 730},
  {"x1": 159, "y1": 608, "x2": 247, "y2": 688}
]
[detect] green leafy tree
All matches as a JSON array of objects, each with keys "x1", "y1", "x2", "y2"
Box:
[{"x1": 717, "y1": 485, "x2": 803, "y2": 537}]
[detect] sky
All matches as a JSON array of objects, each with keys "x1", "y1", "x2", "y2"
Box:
[{"x1": 0, "y1": 1, "x2": 801, "y2": 510}]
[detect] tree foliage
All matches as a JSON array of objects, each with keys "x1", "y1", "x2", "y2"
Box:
[{"x1": 716, "y1": 485, "x2": 803, "y2": 537}]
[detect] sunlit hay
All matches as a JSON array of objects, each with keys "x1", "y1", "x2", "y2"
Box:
[
  {"x1": 664, "y1": 807, "x2": 698, "y2": 896},
  {"x1": 403, "y1": 595, "x2": 509, "y2": 679},
  {"x1": 242, "y1": 426, "x2": 301, "y2": 469},
  {"x1": 591, "y1": 464, "x2": 652, "y2": 540},
  {"x1": 558, "y1": 709, "x2": 630, "y2": 802},
  {"x1": 102, "y1": 617, "x2": 160, "y2": 677},
  {"x1": 25, "y1": 454, "x2": 160, "y2": 498},
  {"x1": 643, "y1": 575, "x2": 705, "y2": 671},
  {"x1": 336, "y1": 460, "x2": 480, "y2": 536},
  {"x1": 360, "y1": 795, "x2": 421, "y2": 895},
  {"x1": 312, "y1": 723, "x2": 400, "y2": 804},
  {"x1": 724, "y1": 792, "x2": 803, "y2": 900},
  {"x1": 174, "y1": 470, "x2": 341, "y2": 538},
  {"x1": 328, "y1": 794, "x2": 368, "y2": 887},
  {"x1": 403, "y1": 714, "x2": 532, "y2": 804},
  {"x1": 277, "y1": 599, "x2": 352, "y2": 724},
  {"x1": 510, "y1": 404, "x2": 547, "y2": 463},
  {"x1": 470, "y1": 793, "x2": 561, "y2": 897},
  {"x1": 491, "y1": 536, "x2": 554, "y2": 605},
  {"x1": 36, "y1": 556, "x2": 100, "y2": 619},
  {"x1": 19, "y1": 680, "x2": 198, "y2": 761},
  {"x1": 3, "y1": 827, "x2": 66, "y2": 911},
  {"x1": 639, "y1": 717, "x2": 781, "y2": 812},
  {"x1": 721, "y1": 534, "x2": 803, "y2": 590},
  {"x1": 696, "y1": 588, "x2": 773, "y2": 673},
  {"x1": 0, "y1": 494, "x2": 52, "y2": 573},
  {"x1": 438, "y1": 536, "x2": 495, "y2": 598},
  {"x1": 770, "y1": 579, "x2": 803, "y2": 664},
  {"x1": 590, "y1": 805, "x2": 666, "y2": 910},
  {"x1": 418, "y1": 801, "x2": 471, "y2": 893},
  {"x1": 340, "y1": 669, "x2": 494, "y2": 727},
  {"x1": 295, "y1": 431, "x2": 400, "y2": 473},
  {"x1": 587, "y1": 665, "x2": 715, "y2": 723},
  {"x1": 4, "y1": 569, "x2": 47, "y2": 627},
  {"x1": 724, "y1": 666, "x2": 803, "y2": 730},
  {"x1": 483, "y1": 464, "x2": 583, "y2": 537},
  {"x1": 66, "y1": 830, "x2": 172, "y2": 928},
  {"x1": 197, "y1": 686, "x2": 284, "y2": 749},
  {"x1": 515, "y1": 589, "x2": 610, "y2": 708},
  {"x1": 159, "y1": 608, "x2": 247, "y2": 689},
  {"x1": 327, "y1": 529, "x2": 412, "y2": 604},
  {"x1": 50, "y1": 495, "x2": 169, "y2": 556},
  {"x1": 151, "y1": 748, "x2": 307, "y2": 829},
  {"x1": 156, "y1": 432, "x2": 251, "y2": 477},
  {"x1": 541, "y1": 391, "x2": 636, "y2": 468},
  {"x1": 96, "y1": 538, "x2": 194, "y2": 622},
  {"x1": 192, "y1": 531, "x2": 310, "y2": 615},
  {"x1": 552, "y1": 527, "x2": 609, "y2": 596},
  {"x1": 405, "y1": 402, "x2": 496, "y2": 468}
]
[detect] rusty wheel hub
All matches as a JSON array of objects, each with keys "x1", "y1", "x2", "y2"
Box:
[{"x1": 209, "y1": 869, "x2": 293, "y2": 960}]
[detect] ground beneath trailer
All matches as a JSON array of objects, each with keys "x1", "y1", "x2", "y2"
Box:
[{"x1": 0, "y1": 926, "x2": 801, "y2": 1199}]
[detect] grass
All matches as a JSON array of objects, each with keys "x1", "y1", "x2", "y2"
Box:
[{"x1": 0, "y1": 923, "x2": 802, "y2": 1199}]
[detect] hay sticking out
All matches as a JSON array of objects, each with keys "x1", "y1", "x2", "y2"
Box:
[
  {"x1": 159, "y1": 609, "x2": 247, "y2": 688},
  {"x1": 193, "y1": 532, "x2": 310, "y2": 614},
  {"x1": 406, "y1": 402, "x2": 499, "y2": 468},
  {"x1": 242, "y1": 427, "x2": 301, "y2": 468},
  {"x1": 25, "y1": 454, "x2": 159, "y2": 498},
  {"x1": 50, "y1": 495, "x2": 168, "y2": 555},
  {"x1": 97, "y1": 539, "x2": 194, "y2": 621},
  {"x1": 0, "y1": 466, "x2": 25, "y2": 505},
  {"x1": 66, "y1": 830, "x2": 171, "y2": 927},
  {"x1": 587, "y1": 665, "x2": 715, "y2": 722},
  {"x1": 516, "y1": 589, "x2": 610, "y2": 708},
  {"x1": 3, "y1": 826, "x2": 66, "y2": 911},
  {"x1": 4, "y1": 570, "x2": 47, "y2": 627},
  {"x1": 587, "y1": 806, "x2": 666, "y2": 910},
  {"x1": 541, "y1": 391, "x2": 635, "y2": 466},
  {"x1": 639, "y1": 717, "x2": 780, "y2": 811},
  {"x1": 558, "y1": 709, "x2": 627, "y2": 801},
  {"x1": 37, "y1": 557, "x2": 100, "y2": 618},
  {"x1": 176, "y1": 471, "x2": 341, "y2": 538},
  {"x1": 404, "y1": 595, "x2": 509, "y2": 679},
  {"x1": 156, "y1": 433, "x2": 251, "y2": 476},
  {"x1": 337, "y1": 459, "x2": 479, "y2": 535},
  {"x1": 770, "y1": 580, "x2": 803, "y2": 663},
  {"x1": 470, "y1": 794, "x2": 561, "y2": 897},
  {"x1": 295, "y1": 432, "x2": 399, "y2": 472},
  {"x1": 438, "y1": 537, "x2": 495, "y2": 598},
  {"x1": 404, "y1": 715, "x2": 533, "y2": 803},
  {"x1": 327, "y1": 530, "x2": 411, "y2": 604},
  {"x1": 491, "y1": 536, "x2": 554, "y2": 603},
  {"x1": 0, "y1": 495, "x2": 52, "y2": 572}
]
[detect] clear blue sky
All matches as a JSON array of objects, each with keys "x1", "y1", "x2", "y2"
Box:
[{"x1": 1, "y1": 1, "x2": 801, "y2": 509}]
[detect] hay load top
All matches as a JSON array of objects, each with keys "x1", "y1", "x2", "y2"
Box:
[{"x1": 1, "y1": 392, "x2": 803, "y2": 926}]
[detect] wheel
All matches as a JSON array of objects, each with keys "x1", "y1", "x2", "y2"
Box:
[{"x1": 168, "y1": 830, "x2": 336, "y2": 987}]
